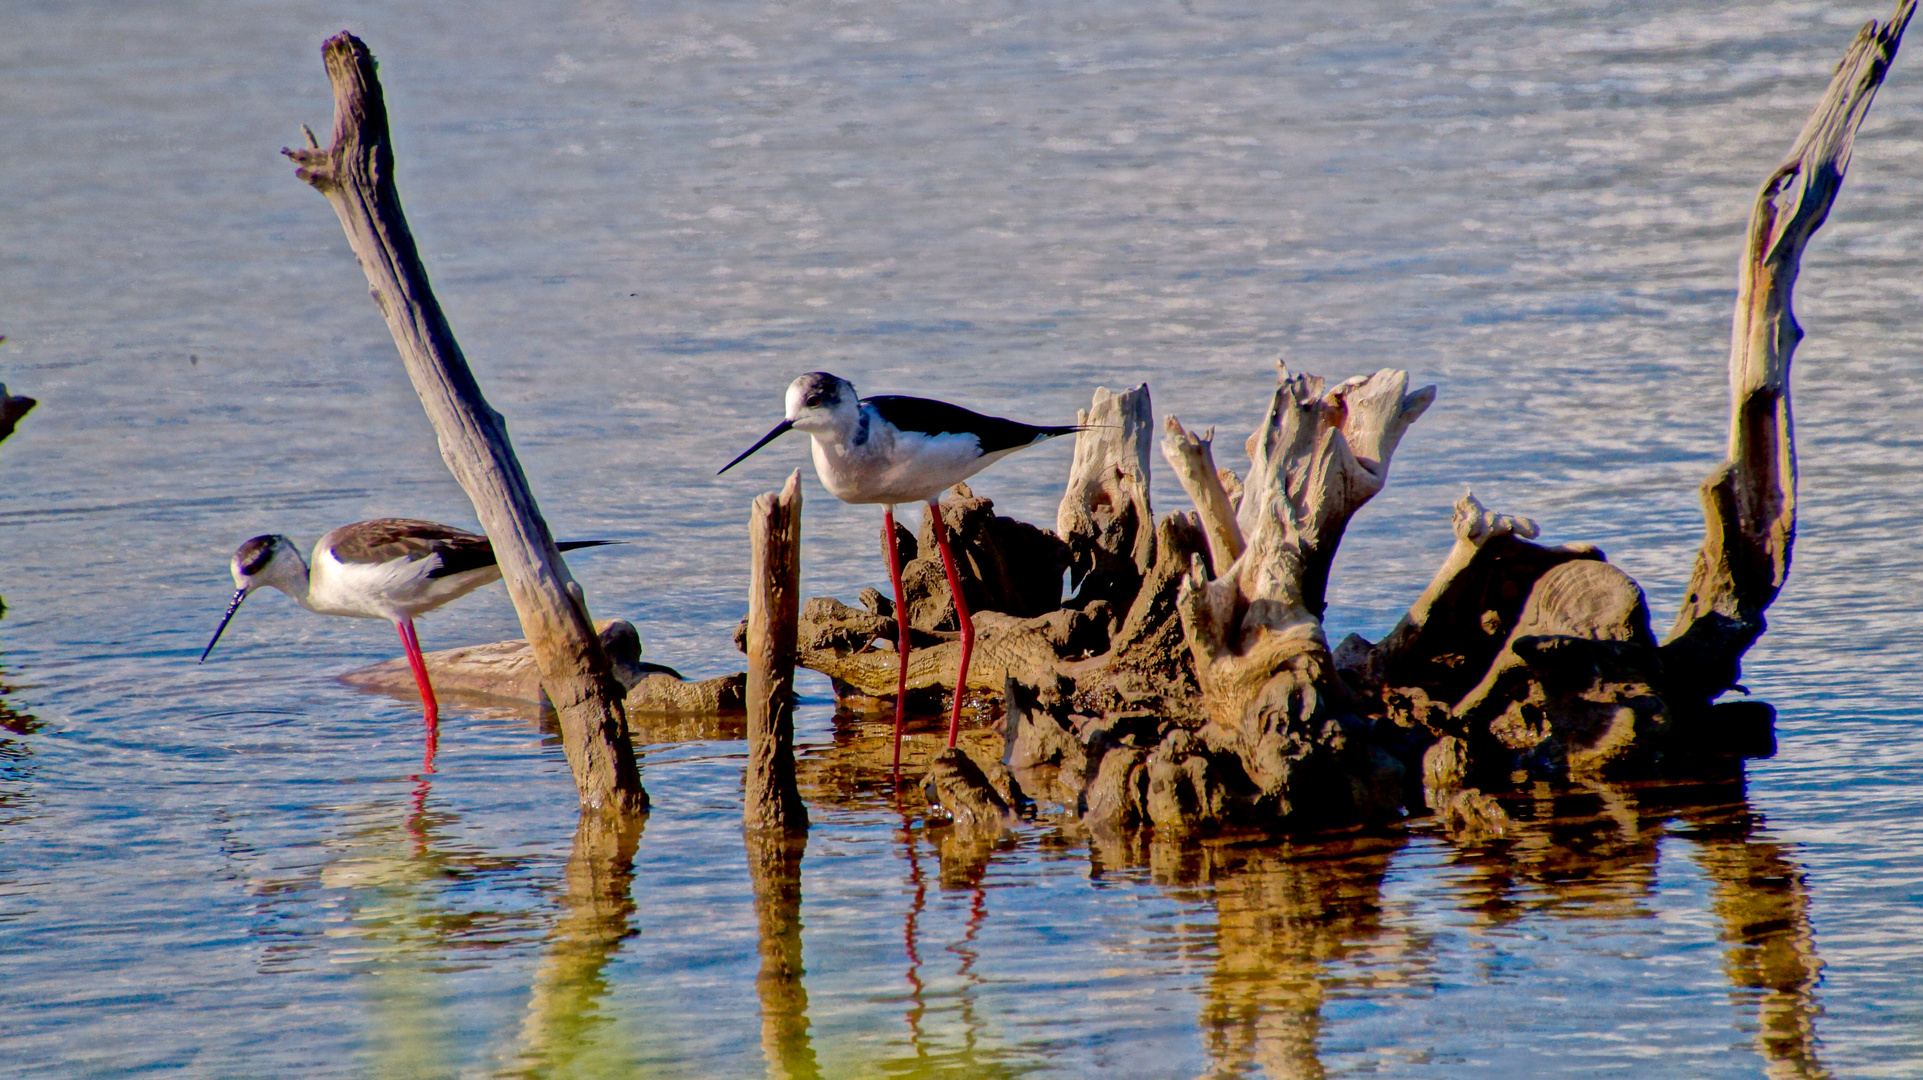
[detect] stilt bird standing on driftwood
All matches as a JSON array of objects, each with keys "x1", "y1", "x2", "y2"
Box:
[
  {"x1": 200, "y1": 519, "x2": 614, "y2": 742},
  {"x1": 721, "y1": 371, "x2": 1079, "y2": 775}
]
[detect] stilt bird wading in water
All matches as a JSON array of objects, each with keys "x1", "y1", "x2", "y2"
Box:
[
  {"x1": 720, "y1": 371, "x2": 1080, "y2": 775},
  {"x1": 199, "y1": 519, "x2": 615, "y2": 748}
]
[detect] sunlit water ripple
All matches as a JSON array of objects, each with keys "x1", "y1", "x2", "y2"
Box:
[{"x1": 2, "y1": 1, "x2": 1920, "y2": 1076}]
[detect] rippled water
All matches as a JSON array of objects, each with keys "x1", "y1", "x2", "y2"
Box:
[{"x1": 4, "y1": 1, "x2": 1921, "y2": 1076}]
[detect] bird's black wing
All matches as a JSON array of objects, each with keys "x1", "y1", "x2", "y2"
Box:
[
  {"x1": 332, "y1": 520, "x2": 616, "y2": 579},
  {"x1": 865, "y1": 395, "x2": 1079, "y2": 455},
  {"x1": 329, "y1": 519, "x2": 498, "y2": 579}
]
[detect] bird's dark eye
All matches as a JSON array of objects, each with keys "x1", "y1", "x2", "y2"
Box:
[{"x1": 805, "y1": 394, "x2": 824, "y2": 408}]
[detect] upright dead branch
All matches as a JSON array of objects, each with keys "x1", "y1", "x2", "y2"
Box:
[
  {"x1": 1180, "y1": 366, "x2": 1432, "y2": 716},
  {"x1": 1057, "y1": 384, "x2": 1155, "y2": 603},
  {"x1": 1161, "y1": 417, "x2": 1244, "y2": 573},
  {"x1": 746, "y1": 471, "x2": 807, "y2": 832},
  {"x1": 1664, "y1": 0, "x2": 1914, "y2": 709},
  {"x1": 285, "y1": 32, "x2": 642, "y2": 811}
]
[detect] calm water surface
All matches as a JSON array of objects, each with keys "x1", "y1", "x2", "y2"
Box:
[{"x1": 3, "y1": 1, "x2": 1921, "y2": 1076}]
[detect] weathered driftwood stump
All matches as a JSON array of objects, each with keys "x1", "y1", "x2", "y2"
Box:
[{"x1": 786, "y1": 0, "x2": 1912, "y2": 839}]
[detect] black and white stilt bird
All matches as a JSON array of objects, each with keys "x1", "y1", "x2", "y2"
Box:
[
  {"x1": 720, "y1": 372, "x2": 1079, "y2": 774},
  {"x1": 199, "y1": 519, "x2": 614, "y2": 743}
]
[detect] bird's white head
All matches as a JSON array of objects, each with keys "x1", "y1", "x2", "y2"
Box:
[
  {"x1": 783, "y1": 371, "x2": 859, "y2": 436},
  {"x1": 718, "y1": 370, "x2": 862, "y2": 475},
  {"x1": 229, "y1": 534, "x2": 307, "y2": 595},
  {"x1": 200, "y1": 534, "x2": 307, "y2": 663}
]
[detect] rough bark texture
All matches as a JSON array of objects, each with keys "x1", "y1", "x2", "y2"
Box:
[
  {"x1": 1662, "y1": 0, "x2": 1915, "y2": 711},
  {"x1": 1161, "y1": 417, "x2": 1244, "y2": 573},
  {"x1": 1170, "y1": 365, "x2": 1432, "y2": 829},
  {"x1": 285, "y1": 32, "x2": 642, "y2": 812},
  {"x1": 1058, "y1": 385, "x2": 1156, "y2": 606},
  {"x1": 745, "y1": 471, "x2": 807, "y2": 833}
]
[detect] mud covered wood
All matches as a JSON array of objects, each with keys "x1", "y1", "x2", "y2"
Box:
[
  {"x1": 285, "y1": 32, "x2": 642, "y2": 812},
  {"x1": 745, "y1": 471, "x2": 807, "y2": 832}
]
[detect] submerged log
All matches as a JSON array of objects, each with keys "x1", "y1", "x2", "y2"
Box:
[
  {"x1": 338, "y1": 618, "x2": 747, "y2": 716},
  {"x1": 286, "y1": 33, "x2": 642, "y2": 812}
]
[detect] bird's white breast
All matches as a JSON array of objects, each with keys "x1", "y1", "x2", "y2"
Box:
[
  {"x1": 305, "y1": 545, "x2": 501, "y2": 620},
  {"x1": 810, "y1": 425, "x2": 999, "y2": 505}
]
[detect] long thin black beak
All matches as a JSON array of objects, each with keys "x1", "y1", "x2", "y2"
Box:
[
  {"x1": 199, "y1": 589, "x2": 247, "y2": 664},
  {"x1": 718, "y1": 418, "x2": 793, "y2": 475}
]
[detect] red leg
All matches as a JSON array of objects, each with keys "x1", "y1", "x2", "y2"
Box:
[
  {"x1": 883, "y1": 508, "x2": 910, "y2": 780},
  {"x1": 396, "y1": 618, "x2": 440, "y2": 766},
  {"x1": 928, "y1": 500, "x2": 974, "y2": 749}
]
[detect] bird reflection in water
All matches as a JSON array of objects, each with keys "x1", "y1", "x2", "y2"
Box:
[{"x1": 791, "y1": 705, "x2": 1831, "y2": 1079}]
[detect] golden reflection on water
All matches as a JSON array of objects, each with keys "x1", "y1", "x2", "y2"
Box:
[
  {"x1": 746, "y1": 829, "x2": 819, "y2": 1080},
  {"x1": 784, "y1": 712, "x2": 1832, "y2": 1078},
  {"x1": 304, "y1": 705, "x2": 1830, "y2": 1079},
  {"x1": 1433, "y1": 773, "x2": 1829, "y2": 1080},
  {"x1": 508, "y1": 808, "x2": 645, "y2": 1079}
]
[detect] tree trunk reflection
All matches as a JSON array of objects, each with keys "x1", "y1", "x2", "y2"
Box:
[
  {"x1": 746, "y1": 828, "x2": 820, "y2": 1080},
  {"x1": 510, "y1": 807, "x2": 643, "y2": 1077}
]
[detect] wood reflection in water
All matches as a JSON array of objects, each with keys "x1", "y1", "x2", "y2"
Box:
[
  {"x1": 510, "y1": 808, "x2": 643, "y2": 1078},
  {"x1": 746, "y1": 828, "x2": 820, "y2": 1080},
  {"x1": 1063, "y1": 773, "x2": 1833, "y2": 1080},
  {"x1": 592, "y1": 693, "x2": 1827, "y2": 1076},
  {"x1": 1443, "y1": 775, "x2": 1831, "y2": 1079},
  {"x1": 1156, "y1": 835, "x2": 1406, "y2": 1080},
  {"x1": 1675, "y1": 796, "x2": 1829, "y2": 1080},
  {"x1": 0, "y1": 669, "x2": 40, "y2": 827}
]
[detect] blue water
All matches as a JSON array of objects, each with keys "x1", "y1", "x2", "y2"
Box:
[{"x1": 2, "y1": 1, "x2": 1920, "y2": 1075}]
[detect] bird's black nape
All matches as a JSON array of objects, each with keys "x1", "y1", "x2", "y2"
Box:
[
  {"x1": 199, "y1": 588, "x2": 248, "y2": 663},
  {"x1": 718, "y1": 418, "x2": 794, "y2": 474}
]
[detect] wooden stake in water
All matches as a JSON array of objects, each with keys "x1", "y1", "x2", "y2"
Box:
[
  {"x1": 746, "y1": 470, "x2": 807, "y2": 832},
  {"x1": 284, "y1": 31, "x2": 644, "y2": 813}
]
